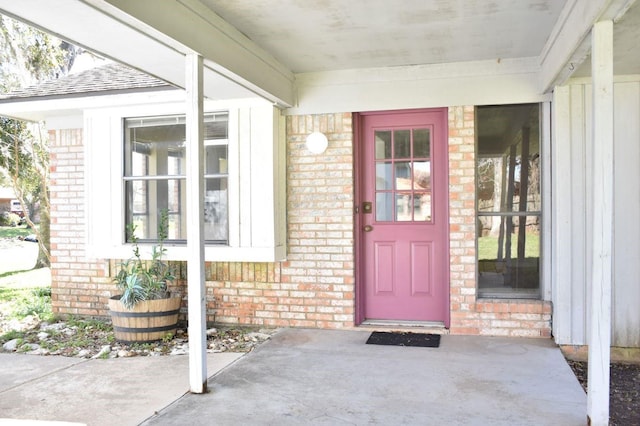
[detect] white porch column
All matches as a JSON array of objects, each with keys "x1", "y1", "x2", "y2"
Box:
[
  {"x1": 587, "y1": 20, "x2": 614, "y2": 426},
  {"x1": 185, "y1": 52, "x2": 207, "y2": 393}
]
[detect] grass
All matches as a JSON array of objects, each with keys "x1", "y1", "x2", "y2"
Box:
[
  {"x1": 0, "y1": 225, "x2": 34, "y2": 239},
  {"x1": 478, "y1": 234, "x2": 540, "y2": 260},
  {"x1": 0, "y1": 286, "x2": 53, "y2": 322}
]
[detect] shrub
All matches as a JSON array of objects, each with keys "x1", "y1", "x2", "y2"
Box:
[{"x1": 0, "y1": 212, "x2": 21, "y2": 227}]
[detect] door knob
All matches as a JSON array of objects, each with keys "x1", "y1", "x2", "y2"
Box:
[{"x1": 363, "y1": 225, "x2": 373, "y2": 232}]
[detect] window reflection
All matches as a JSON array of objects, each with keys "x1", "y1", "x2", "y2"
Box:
[{"x1": 476, "y1": 104, "x2": 541, "y2": 298}]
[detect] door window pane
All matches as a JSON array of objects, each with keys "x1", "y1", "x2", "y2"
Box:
[
  {"x1": 376, "y1": 163, "x2": 393, "y2": 190},
  {"x1": 476, "y1": 104, "x2": 541, "y2": 298},
  {"x1": 376, "y1": 192, "x2": 394, "y2": 221},
  {"x1": 375, "y1": 131, "x2": 392, "y2": 159},
  {"x1": 413, "y1": 129, "x2": 430, "y2": 158},
  {"x1": 394, "y1": 130, "x2": 411, "y2": 158},
  {"x1": 374, "y1": 128, "x2": 432, "y2": 222}
]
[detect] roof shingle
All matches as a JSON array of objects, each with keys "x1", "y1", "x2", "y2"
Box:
[{"x1": 0, "y1": 62, "x2": 174, "y2": 101}]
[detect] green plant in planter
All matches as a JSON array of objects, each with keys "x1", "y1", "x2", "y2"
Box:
[{"x1": 114, "y1": 210, "x2": 175, "y2": 309}]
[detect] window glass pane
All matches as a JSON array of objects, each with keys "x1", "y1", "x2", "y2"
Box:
[
  {"x1": 205, "y1": 178, "x2": 228, "y2": 242},
  {"x1": 476, "y1": 103, "x2": 541, "y2": 298},
  {"x1": 413, "y1": 128, "x2": 430, "y2": 158},
  {"x1": 395, "y1": 193, "x2": 412, "y2": 221},
  {"x1": 375, "y1": 192, "x2": 393, "y2": 221},
  {"x1": 413, "y1": 161, "x2": 431, "y2": 191},
  {"x1": 126, "y1": 178, "x2": 186, "y2": 240},
  {"x1": 413, "y1": 193, "x2": 431, "y2": 221},
  {"x1": 477, "y1": 215, "x2": 540, "y2": 297},
  {"x1": 376, "y1": 163, "x2": 393, "y2": 190},
  {"x1": 124, "y1": 112, "x2": 229, "y2": 244},
  {"x1": 205, "y1": 144, "x2": 228, "y2": 175},
  {"x1": 394, "y1": 162, "x2": 412, "y2": 189},
  {"x1": 375, "y1": 131, "x2": 392, "y2": 159},
  {"x1": 394, "y1": 130, "x2": 410, "y2": 158}
]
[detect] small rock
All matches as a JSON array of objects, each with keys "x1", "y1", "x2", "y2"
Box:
[
  {"x1": 3, "y1": 339, "x2": 19, "y2": 351},
  {"x1": 117, "y1": 350, "x2": 135, "y2": 358},
  {"x1": 246, "y1": 332, "x2": 272, "y2": 341},
  {"x1": 20, "y1": 343, "x2": 40, "y2": 352},
  {"x1": 92, "y1": 345, "x2": 111, "y2": 359},
  {"x1": 170, "y1": 347, "x2": 187, "y2": 356},
  {"x1": 206, "y1": 328, "x2": 218, "y2": 336},
  {"x1": 40, "y1": 322, "x2": 67, "y2": 331},
  {"x1": 76, "y1": 349, "x2": 91, "y2": 358},
  {"x1": 29, "y1": 347, "x2": 49, "y2": 355},
  {"x1": 37, "y1": 332, "x2": 49, "y2": 341}
]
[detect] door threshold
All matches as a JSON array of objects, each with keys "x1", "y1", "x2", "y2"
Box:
[{"x1": 361, "y1": 319, "x2": 446, "y2": 329}]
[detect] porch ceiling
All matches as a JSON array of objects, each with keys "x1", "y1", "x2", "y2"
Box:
[
  {"x1": 201, "y1": 0, "x2": 566, "y2": 73},
  {"x1": 0, "y1": 0, "x2": 638, "y2": 107}
]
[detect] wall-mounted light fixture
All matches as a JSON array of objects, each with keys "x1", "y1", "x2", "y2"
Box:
[{"x1": 305, "y1": 131, "x2": 328, "y2": 154}]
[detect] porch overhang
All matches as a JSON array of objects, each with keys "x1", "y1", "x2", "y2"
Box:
[
  {"x1": 0, "y1": 0, "x2": 295, "y2": 107},
  {"x1": 1, "y1": 0, "x2": 639, "y2": 114}
]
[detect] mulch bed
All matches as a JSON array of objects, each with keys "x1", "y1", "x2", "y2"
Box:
[{"x1": 567, "y1": 360, "x2": 640, "y2": 425}]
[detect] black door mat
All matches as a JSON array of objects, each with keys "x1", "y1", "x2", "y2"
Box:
[{"x1": 366, "y1": 331, "x2": 441, "y2": 348}]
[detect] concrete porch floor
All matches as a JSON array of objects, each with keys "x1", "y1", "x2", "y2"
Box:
[
  {"x1": 145, "y1": 328, "x2": 586, "y2": 425},
  {"x1": 0, "y1": 328, "x2": 586, "y2": 425}
]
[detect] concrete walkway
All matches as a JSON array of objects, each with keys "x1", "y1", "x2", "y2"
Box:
[
  {"x1": 0, "y1": 352, "x2": 243, "y2": 425},
  {"x1": 0, "y1": 329, "x2": 587, "y2": 425}
]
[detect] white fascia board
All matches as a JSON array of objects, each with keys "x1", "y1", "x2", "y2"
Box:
[
  {"x1": 0, "y1": 89, "x2": 185, "y2": 122},
  {"x1": 538, "y1": 0, "x2": 637, "y2": 93},
  {"x1": 97, "y1": 0, "x2": 295, "y2": 106},
  {"x1": 289, "y1": 57, "x2": 550, "y2": 115}
]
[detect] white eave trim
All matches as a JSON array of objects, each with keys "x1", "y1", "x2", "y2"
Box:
[
  {"x1": 538, "y1": 0, "x2": 637, "y2": 92},
  {"x1": 289, "y1": 57, "x2": 550, "y2": 115}
]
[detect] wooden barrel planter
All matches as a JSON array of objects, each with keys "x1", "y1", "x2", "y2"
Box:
[{"x1": 108, "y1": 295, "x2": 182, "y2": 343}]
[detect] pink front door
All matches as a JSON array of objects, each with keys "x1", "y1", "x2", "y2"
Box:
[{"x1": 357, "y1": 109, "x2": 449, "y2": 324}]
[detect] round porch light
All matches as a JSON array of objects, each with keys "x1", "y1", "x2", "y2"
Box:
[{"x1": 305, "y1": 131, "x2": 328, "y2": 154}]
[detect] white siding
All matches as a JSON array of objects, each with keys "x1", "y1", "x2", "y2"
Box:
[{"x1": 552, "y1": 77, "x2": 640, "y2": 347}]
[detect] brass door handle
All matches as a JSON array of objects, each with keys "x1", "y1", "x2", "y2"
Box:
[{"x1": 363, "y1": 225, "x2": 373, "y2": 232}]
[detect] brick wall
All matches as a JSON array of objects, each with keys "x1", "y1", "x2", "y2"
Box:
[
  {"x1": 49, "y1": 109, "x2": 550, "y2": 337},
  {"x1": 195, "y1": 113, "x2": 355, "y2": 329},
  {"x1": 447, "y1": 106, "x2": 551, "y2": 337},
  {"x1": 49, "y1": 129, "x2": 112, "y2": 317}
]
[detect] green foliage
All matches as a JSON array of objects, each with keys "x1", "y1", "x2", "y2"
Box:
[
  {"x1": 0, "y1": 211, "x2": 21, "y2": 227},
  {"x1": 0, "y1": 329, "x2": 24, "y2": 343},
  {"x1": 66, "y1": 317, "x2": 111, "y2": 332},
  {"x1": 0, "y1": 285, "x2": 53, "y2": 322},
  {"x1": 0, "y1": 14, "x2": 79, "y2": 268},
  {"x1": 114, "y1": 210, "x2": 175, "y2": 309},
  {"x1": 0, "y1": 15, "x2": 79, "y2": 91},
  {"x1": 0, "y1": 224, "x2": 32, "y2": 238}
]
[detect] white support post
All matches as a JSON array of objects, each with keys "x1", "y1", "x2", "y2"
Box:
[
  {"x1": 587, "y1": 20, "x2": 614, "y2": 426},
  {"x1": 185, "y1": 52, "x2": 207, "y2": 394}
]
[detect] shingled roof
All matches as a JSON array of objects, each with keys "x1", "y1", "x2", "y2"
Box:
[{"x1": 0, "y1": 62, "x2": 175, "y2": 101}]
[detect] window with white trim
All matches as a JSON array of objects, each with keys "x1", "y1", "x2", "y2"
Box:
[
  {"x1": 123, "y1": 112, "x2": 229, "y2": 244},
  {"x1": 85, "y1": 98, "x2": 286, "y2": 262}
]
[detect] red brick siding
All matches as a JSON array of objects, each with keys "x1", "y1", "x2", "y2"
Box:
[
  {"x1": 49, "y1": 108, "x2": 550, "y2": 337},
  {"x1": 49, "y1": 129, "x2": 112, "y2": 317}
]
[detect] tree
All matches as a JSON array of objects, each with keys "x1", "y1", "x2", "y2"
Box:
[{"x1": 0, "y1": 14, "x2": 80, "y2": 267}]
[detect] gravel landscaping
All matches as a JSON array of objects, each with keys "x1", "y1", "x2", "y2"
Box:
[{"x1": 0, "y1": 315, "x2": 276, "y2": 358}]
